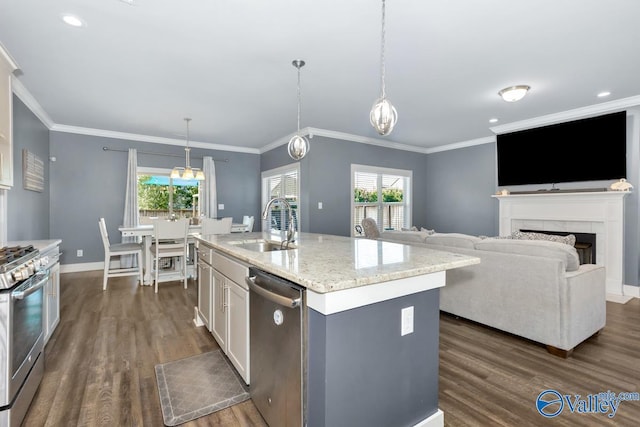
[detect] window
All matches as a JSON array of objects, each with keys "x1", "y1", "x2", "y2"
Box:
[
  {"x1": 137, "y1": 167, "x2": 200, "y2": 222},
  {"x1": 261, "y1": 164, "x2": 300, "y2": 232},
  {"x1": 351, "y1": 164, "x2": 411, "y2": 236}
]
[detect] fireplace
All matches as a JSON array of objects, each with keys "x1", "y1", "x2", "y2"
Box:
[
  {"x1": 520, "y1": 229, "x2": 596, "y2": 264},
  {"x1": 494, "y1": 190, "x2": 629, "y2": 296}
]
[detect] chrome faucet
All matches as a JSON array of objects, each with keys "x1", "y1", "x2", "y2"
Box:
[{"x1": 262, "y1": 197, "x2": 296, "y2": 247}]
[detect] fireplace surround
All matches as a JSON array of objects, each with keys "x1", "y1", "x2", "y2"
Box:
[{"x1": 493, "y1": 190, "x2": 629, "y2": 296}]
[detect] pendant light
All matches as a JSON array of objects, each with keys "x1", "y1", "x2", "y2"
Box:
[
  {"x1": 370, "y1": 0, "x2": 398, "y2": 136},
  {"x1": 288, "y1": 59, "x2": 310, "y2": 161},
  {"x1": 171, "y1": 118, "x2": 205, "y2": 181}
]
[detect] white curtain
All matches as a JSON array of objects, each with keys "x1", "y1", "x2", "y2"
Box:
[
  {"x1": 200, "y1": 156, "x2": 217, "y2": 218},
  {"x1": 121, "y1": 148, "x2": 139, "y2": 268}
]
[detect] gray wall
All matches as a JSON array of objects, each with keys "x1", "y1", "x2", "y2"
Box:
[
  {"x1": 7, "y1": 95, "x2": 50, "y2": 241},
  {"x1": 261, "y1": 136, "x2": 429, "y2": 236},
  {"x1": 424, "y1": 143, "x2": 498, "y2": 236},
  {"x1": 49, "y1": 132, "x2": 261, "y2": 265}
]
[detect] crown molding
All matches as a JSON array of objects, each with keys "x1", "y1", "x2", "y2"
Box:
[
  {"x1": 0, "y1": 42, "x2": 19, "y2": 71},
  {"x1": 259, "y1": 127, "x2": 430, "y2": 154},
  {"x1": 11, "y1": 77, "x2": 55, "y2": 128},
  {"x1": 490, "y1": 95, "x2": 640, "y2": 135},
  {"x1": 424, "y1": 136, "x2": 496, "y2": 154},
  {"x1": 50, "y1": 124, "x2": 260, "y2": 154}
]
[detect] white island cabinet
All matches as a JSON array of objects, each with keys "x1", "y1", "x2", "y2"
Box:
[{"x1": 196, "y1": 240, "x2": 250, "y2": 384}]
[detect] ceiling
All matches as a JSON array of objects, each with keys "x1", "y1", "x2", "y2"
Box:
[{"x1": 2, "y1": 0, "x2": 640, "y2": 154}]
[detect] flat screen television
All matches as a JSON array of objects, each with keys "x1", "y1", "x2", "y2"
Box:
[{"x1": 496, "y1": 111, "x2": 627, "y2": 186}]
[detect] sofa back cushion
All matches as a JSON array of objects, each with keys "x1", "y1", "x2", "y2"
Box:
[
  {"x1": 475, "y1": 238, "x2": 580, "y2": 271},
  {"x1": 381, "y1": 230, "x2": 430, "y2": 244},
  {"x1": 425, "y1": 233, "x2": 482, "y2": 249}
]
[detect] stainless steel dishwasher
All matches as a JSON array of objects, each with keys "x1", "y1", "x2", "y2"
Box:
[{"x1": 246, "y1": 267, "x2": 305, "y2": 427}]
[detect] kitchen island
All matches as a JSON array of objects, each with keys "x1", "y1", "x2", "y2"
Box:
[{"x1": 194, "y1": 231, "x2": 479, "y2": 427}]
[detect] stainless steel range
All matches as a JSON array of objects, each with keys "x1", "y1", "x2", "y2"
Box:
[{"x1": 0, "y1": 245, "x2": 48, "y2": 427}]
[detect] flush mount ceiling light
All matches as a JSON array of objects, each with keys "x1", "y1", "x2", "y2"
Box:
[
  {"x1": 171, "y1": 118, "x2": 205, "y2": 181},
  {"x1": 370, "y1": 0, "x2": 398, "y2": 136},
  {"x1": 287, "y1": 59, "x2": 310, "y2": 161},
  {"x1": 498, "y1": 85, "x2": 530, "y2": 102},
  {"x1": 61, "y1": 14, "x2": 84, "y2": 27}
]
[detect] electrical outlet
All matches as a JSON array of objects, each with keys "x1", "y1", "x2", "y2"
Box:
[
  {"x1": 218, "y1": 203, "x2": 224, "y2": 210},
  {"x1": 77, "y1": 249, "x2": 83, "y2": 257},
  {"x1": 318, "y1": 202, "x2": 323, "y2": 209},
  {"x1": 401, "y1": 306, "x2": 414, "y2": 336}
]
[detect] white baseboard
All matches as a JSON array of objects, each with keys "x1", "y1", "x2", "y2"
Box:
[
  {"x1": 60, "y1": 262, "x2": 102, "y2": 273},
  {"x1": 413, "y1": 409, "x2": 443, "y2": 427},
  {"x1": 623, "y1": 284, "x2": 640, "y2": 299}
]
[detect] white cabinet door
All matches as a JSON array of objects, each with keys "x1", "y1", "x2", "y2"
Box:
[
  {"x1": 197, "y1": 261, "x2": 212, "y2": 330},
  {"x1": 211, "y1": 269, "x2": 227, "y2": 350},
  {"x1": 44, "y1": 262, "x2": 60, "y2": 344},
  {"x1": 226, "y1": 279, "x2": 250, "y2": 384}
]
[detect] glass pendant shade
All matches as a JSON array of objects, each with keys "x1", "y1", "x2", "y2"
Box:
[
  {"x1": 195, "y1": 170, "x2": 205, "y2": 180},
  {"x1": 182, "y1": 167, "x2": 194, "y2": 180},
  {"x1": 170, "y1": 168, "x2": 181, "y2": 179},
  {"x1": 288, "y1": 134, "x2": 310, "y2": 161},
  {"x1": 370, "y1": 97, "x2": 398, "y2": 136}
]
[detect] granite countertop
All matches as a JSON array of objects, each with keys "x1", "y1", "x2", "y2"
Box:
[
  {"x1": 7, "y1": 239, "x2": 62, "y2": 253},
  {"x1": 195, "y1": 231, "x2": 479, "y2": 294}
]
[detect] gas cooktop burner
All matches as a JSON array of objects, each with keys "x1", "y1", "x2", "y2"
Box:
[
  {"x1": 0, "y1": 245, "x2": 41, "y2": 289},
  {"x1": 0, "y1": 245, "x2": 36, "y2": 265}
]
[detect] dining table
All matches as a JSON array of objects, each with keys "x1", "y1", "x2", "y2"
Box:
[{"x1": 119, "y1": 222, "x2": 249, "y2": 286}]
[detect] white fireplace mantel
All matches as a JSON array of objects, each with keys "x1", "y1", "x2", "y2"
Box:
[{"x1": 492, "y1": 191, "x2": 630, "y2": 296}]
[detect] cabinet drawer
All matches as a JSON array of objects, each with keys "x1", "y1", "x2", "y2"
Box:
[
  {"x1": 197, "y1": 244, "x2": 213, "y2": 265},
  {"x1": 213, "y1": 251, "x2": 249, "y2": 289}
]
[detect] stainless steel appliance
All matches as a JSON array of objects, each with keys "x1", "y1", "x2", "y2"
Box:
[
  {"x1": 0, "y1": 245, "x2": 48, "y2": 427},
  {"x1": 246, "y1": 268, "x2": 305, "y2": 427}
]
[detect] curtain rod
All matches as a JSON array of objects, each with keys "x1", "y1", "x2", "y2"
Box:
[{"x1": 102, "y1": 146, "x2": 229, "y2": 162}]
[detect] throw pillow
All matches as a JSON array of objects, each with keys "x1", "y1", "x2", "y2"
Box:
[
  {"x1": 511, "y1": 231, "x2": 576, "y2": 247},
  {"x1": 420, "y1": 227, "x2": 436, "y2": 235}
]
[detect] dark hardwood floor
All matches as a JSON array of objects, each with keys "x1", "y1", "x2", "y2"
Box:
[{"x1": 23, "y1": 271, "x2": 640, "y2": 426}]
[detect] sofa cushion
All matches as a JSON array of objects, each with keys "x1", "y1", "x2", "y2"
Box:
[
  {"x1": 381, "y1": 230, "x2": 430, "y2": 244},
  {"x1": 425, "y1": 233, "x2": 482, "y2": 249},
  {"x1": 511, "y1": 230, "x2": 576, "y2": 246},
  {"x1": 475, "y1": 238, "x2": 580, "y2": 271}
]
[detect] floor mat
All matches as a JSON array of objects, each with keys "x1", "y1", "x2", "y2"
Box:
[{"x1": 155, "y1": 350, "x2": 250, "y2": 426}]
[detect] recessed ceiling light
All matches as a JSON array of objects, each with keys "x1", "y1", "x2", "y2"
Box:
[
  {"x1": 61, "y1": 14, "x2": 84, "y2": 27},
  {"x1": 489, "y1": 118, "x2": 499, "y2": 123},
  {"x1": 597, "y1": 91, "x2": 611, "y2": 98}
]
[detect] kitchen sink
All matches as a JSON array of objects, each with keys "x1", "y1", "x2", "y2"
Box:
[{"x1": 230, "y1": 239, "x2": 296, "y2": 252}]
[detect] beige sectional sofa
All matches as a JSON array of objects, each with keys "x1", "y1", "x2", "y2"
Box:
[{"x1": 379, "y1": 230, "x2": 607, "y2": 357}]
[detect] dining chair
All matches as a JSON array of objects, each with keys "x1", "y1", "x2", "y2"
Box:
[
  {"x1": 242, "y1": 215, "x2": 255, "y2": 232},
  {"x1": 150, "y1": 218, "x2": 190, "y2": 293},
  {"x1": 201, "y1": 217, "x2": 233, "y2": 235},
  {"x1": 98, "y1": 217, "x2": 144, "y2": 290}
]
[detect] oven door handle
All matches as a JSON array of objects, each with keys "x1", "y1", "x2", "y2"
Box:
[{"x1": 12, "y1": 272, "x2": 49, "y2": 300}]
